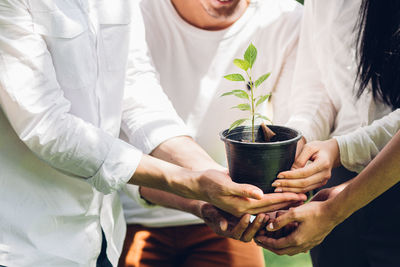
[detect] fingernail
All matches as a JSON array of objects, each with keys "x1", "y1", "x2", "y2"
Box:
[
  {"x1": 258, "y1": 215, "x2": 264, "y2": 223},
  {"x1": 274, "y1": 188, "x2": 283, "y2": 193},
  {"x1": 268, "y1": 222, "x2": 274, "y2": 230},
  {"x1": 277, "y1": 174, "x2": 284, "y2": 178},
  {"x1": 271, "y1": 182, "x2": 280, "y2": 187},
  {"x1": 219, "y1": 221, "x2": 226, "y2": 231}
]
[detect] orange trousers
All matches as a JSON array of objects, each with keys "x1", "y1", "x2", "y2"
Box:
[{"x1": 118, "y1": 224, "x2": 265, "y2": 267}]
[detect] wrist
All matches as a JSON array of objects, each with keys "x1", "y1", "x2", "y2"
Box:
[
  {"x1": 324, "y1": 194, "x2": 351, "y2": 226},
  {"x1": 167, "y1": 168, "x2": 203, "y2": 200}
]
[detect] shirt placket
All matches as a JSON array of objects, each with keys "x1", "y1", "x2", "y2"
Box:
[{"x1": 78, "y1": 0, "x2": 105, "y2": 259}]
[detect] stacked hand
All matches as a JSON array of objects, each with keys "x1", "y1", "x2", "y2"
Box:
[{"x1": 254, "y1": 185, "x2": 347, "y2": 255}]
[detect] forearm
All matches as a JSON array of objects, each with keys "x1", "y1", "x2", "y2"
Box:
[
  {"x1": 128, "y1": 136, "x2": 224, "y2": 205},
  {"x1": 131, "y1": 136, "x2": 223, "y2": 216},
  {"x1": 150, "y1": 136, "x2": 224, "y2": 171},
  {"x1": 139, "y1": 186, "x2": 205, "y2": 218},
  {"x1": 128, "y1": 154, "x2": 202, "y2": 201},
  {"x1": 327, "y1": 130, "x2": 400, "y2": 224}
]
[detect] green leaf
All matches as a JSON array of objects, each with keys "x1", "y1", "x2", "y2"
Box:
[
  {"x1": 233, "y1": 59, "x2": 250, "y2": 71},
  {"x1": 244, "y1": 43, "x2": 257, "y2": 68},
  {"x1": 228, "y1": 118, "x2": 248, "y2": 132},
  {"x1": 224, "y1": 74, "x2": 245, "y2": 81},
  {"x1": 220, "y1": 89, "x2": 249, "y2": 99},
  {"x1": 231, "y1": 103, "x2": 251, "y2": 111},
  {"x1": 256, "y1": 94, "x2": 271, "y2": 107},
  {"x1": 255, "y1": 113, "x2": 272, "y2": 123},
  {"x1": 255, "y1": 73, "x2": 271, "y2": 87}
]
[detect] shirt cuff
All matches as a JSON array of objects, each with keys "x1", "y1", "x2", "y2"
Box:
[
  {"x1": 333, "y1": 135, "x2": 366, "y2": 174},
  {"x1": 122, "y1": 184, "x2": 158, "y2": 209},
  {"x1": 87, "y1": 138, "x2": 142, "y2": 194}
]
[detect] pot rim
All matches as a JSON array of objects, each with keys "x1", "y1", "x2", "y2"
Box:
[{"x1": 219, "y1": 125, "x2": 302, "y2": 147}]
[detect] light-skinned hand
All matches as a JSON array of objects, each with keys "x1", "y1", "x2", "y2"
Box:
[{"x1": 272, "y1": 138, "x2": 340, "y2": 193}]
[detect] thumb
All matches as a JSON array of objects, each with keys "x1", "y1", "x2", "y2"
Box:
[
  {"x1": 229, "y1": 182, "x2": 263, "y2": 200},
  {"x1": 266, "y1": 209, "x2": 299, "y2": 232},
  {"x1": 292, "y1": 145, "x2": 317, "y2": 169}
]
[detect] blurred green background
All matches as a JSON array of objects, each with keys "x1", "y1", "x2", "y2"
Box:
[{"x1": 263, "y1": 249, "x2": 312, "y2": 267}]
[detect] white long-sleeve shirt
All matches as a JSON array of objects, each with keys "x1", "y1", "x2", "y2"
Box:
[
  {"x1": 121, "y1": 0, "x2": 302, "y2": 227},
  {"x1": 285, "y1": 0, "x2": 400, "y2": 173},
  {"x1": 0, "y1": 0, "x2": 187, "y2": 266}
]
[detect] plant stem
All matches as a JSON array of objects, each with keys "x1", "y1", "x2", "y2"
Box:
[{"x1": 246, "y1": 70, "x2": 255, "y2": 142}]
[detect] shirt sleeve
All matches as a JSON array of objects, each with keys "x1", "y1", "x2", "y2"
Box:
[
  {"x1": 122, "y1": 184, "x2": 158, "y2": 209},
  {"x1": 285, "y1": 0, "x2": 336, "y2": 142},
  {"x1": 0, "y1": 0, "x2": 141, "y2": 194},
  {"x1": 334, "y1": 109, "x2": 400, "y2": 173},
  {"x1": 121, "y1": 2, "x2": 190, "y2": 155}
]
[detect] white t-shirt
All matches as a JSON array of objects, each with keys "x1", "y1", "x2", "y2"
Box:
[
  {"x1": 120, "y1": 0, "x2": 302, "y2": 227},
  {"x1": 285, "y1": 0, "x2": 400, "y2": 173}
]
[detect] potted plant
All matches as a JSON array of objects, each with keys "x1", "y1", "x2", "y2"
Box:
[{"x1": 219, "y1": 43, "x2": 302, "y2": 193}]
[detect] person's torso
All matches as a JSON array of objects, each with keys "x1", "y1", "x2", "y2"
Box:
[{"x1": 120, "y1": 0, "x2": 302, "y2": 227}]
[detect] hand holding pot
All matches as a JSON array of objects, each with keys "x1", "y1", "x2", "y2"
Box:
[
  {"x1": 272, "y1": 139, "x2": 340, "y2": 193},
  {"x1": 194, "y1": 169, "x2": 307, "y2": 217},
  {"x1": 254, "y1": 186, "x2": 346, "y2": 255}
]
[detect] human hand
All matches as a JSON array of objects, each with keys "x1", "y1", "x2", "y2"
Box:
[
  {"x1": 254, "y1": 187, "x2": 345, "y2": 255},
  {"x1": 272, "y1": 138, "x2": 340, "y2": 193},
  {"x1": 199, "y1": 203, "x2": 269, "y2": 242},
  {"x1": 256, "y1": 210, "x2": 298, "y2": 240},
  {"x1": 194, "y1": 169, "x2": 308, "y2": 217}
]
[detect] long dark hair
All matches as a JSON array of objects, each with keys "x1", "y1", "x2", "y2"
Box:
[{"x1": 356, "y1": 0, "x2": 400, "y2": 109}]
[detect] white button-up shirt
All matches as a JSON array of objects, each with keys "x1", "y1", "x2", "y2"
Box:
[{"x1": 0, "y1": 0, "x2": 187, "y2": 266}]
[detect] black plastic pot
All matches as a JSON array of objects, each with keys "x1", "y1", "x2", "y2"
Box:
[{"x1": 220, "y1": 125, "x2": 302, "y2": 193}]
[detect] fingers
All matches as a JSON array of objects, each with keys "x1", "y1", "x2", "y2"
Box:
[
  {"x1": 274, "y1": 167, "x2": 330, "y2": 187},
  {"x1": 247, "y1": 200, "x2": 302, "y2": 215},
  {"x1": 267, "y1": 209, "x2": 300, "y2": 232},
  {"x1": 241, "y1": 213, "x2": 269, "y2": 242},
  {"x1": 295, "y1": 137, "x2": 306, "y2": 158},
  {"x1": 258, "y1": 192, "x2": 307, "y2": 204},
  {"x1": 291, "y1": 143, "x2": 317, "y2": 169},
  {"x1": 274, "y1": 180, "x2": 328, "y2": 194},
  {"x1": 229, "y1": 183, "x2": 264, "y2": 200},
  {"x1": 231, "y1": 214, "x2": 251, "y2": 239},
  {"x1": 241, "y1": 191, "x2": 307, "y2": 214},
  {"x1": 278, "y1": 158, "x2": 330, "y2": 180}
]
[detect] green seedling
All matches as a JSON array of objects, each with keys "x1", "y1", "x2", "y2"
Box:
[{"x1": 221, "y1": 43, "x2": 272, "y2": 142}]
